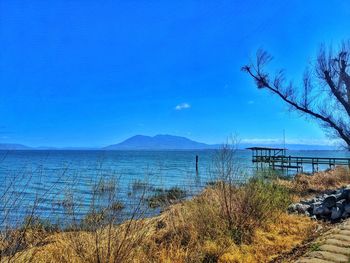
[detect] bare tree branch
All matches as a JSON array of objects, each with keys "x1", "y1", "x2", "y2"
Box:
[{"x1": 242, "y1": 44, "x2": 350, "y2": 149}]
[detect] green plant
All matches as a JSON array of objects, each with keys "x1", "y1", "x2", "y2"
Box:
[
  {"x1": 147, "y1": 187, "x2": 187, "y2": 208},
  {"x1": 228, "y1": 178, "x2": 291, "y2": 244},
  {"x1": 309, "y1": 242, "x2": 321, "y2": 252}
]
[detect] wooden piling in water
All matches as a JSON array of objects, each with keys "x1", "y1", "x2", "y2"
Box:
[{"x1": 196, "y1": 155, "x2": 199, "y2": 175}]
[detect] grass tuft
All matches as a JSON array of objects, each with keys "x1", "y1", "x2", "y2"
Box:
[{"x1": 147, "y1": 187, "x2": 187, "y2": 208}]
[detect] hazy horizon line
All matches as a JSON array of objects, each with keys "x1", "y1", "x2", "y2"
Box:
[{"x1": 0, "y1": 134, "x2": 341, "y2": 149}]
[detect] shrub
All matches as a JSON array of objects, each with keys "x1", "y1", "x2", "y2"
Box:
[
  {"x1": 213, "y1": 177, "x2": 291, "y2": 245},
  {"x1": 147, "y1": 187, "x2": 187, "y2": 208},
  {"x1": 211, "y1": 143, "x2": 292, "y2": 244},
  {"x1": 229, "y1": 178, "x2": 291, "y2": 244}
]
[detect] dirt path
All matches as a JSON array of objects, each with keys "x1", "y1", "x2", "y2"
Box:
[{"x1": 295, "y1": 219, "x2": 350, "y2": 263}]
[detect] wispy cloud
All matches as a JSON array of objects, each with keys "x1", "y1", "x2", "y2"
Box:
[
  {"x1": 241, "y1": 138, "x2": 340, "y2": 146},
  {"x1": 175, "y1": 103, "x2": 191, "y2": 111},
  {"x1": 247, "y1": 100, "x2": 255, "y2": 105}
]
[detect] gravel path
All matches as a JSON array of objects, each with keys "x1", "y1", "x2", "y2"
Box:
[{"x1": 295, "y1": 219, "x2": 350, "y2": 263}]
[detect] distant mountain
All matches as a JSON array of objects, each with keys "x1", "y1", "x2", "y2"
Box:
[
  {"x1": 104, "y1": 135, "x2": 215, "y2": 150},
  {"x1": 0, "y1": 143, "x2": 32, "y2": 150}
]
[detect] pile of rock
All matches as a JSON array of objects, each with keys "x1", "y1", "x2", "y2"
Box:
[{"x1": 288, "y1": 186, "x2": 350, "y2": 222}]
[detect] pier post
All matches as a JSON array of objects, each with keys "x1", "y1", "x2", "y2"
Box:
[{"x1": 196, "y1": 155, "x2": 199, "y2": 175}]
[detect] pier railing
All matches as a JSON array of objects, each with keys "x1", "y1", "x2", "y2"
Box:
[{"x1": 248, "y1": 147, "x2": 350, "y2": 172}]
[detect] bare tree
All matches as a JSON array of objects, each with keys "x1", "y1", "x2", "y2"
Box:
[{"x1": 242, "y1": 41, "x2": 350, "y2": 149}]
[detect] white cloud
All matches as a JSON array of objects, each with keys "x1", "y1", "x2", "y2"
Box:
[
  {"x1": 175, "y1": 103, "x2": 191, "y2": 111},
  {"x1": 248, "y1": 100, "x2": 255, "y2": 105},
  {"x1": 241, "y1": 138, "x2": 280, "y2": 144},
  {"x1": 241, "y1": 138, "x2": 340, "y2": 146}
]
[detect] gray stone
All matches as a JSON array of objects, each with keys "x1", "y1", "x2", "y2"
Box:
[
  {"x1": 288, "y1": 204, "x2": 298, "y2": 213},
  {"x1": 335, "y1": 193, "x2": 343, "y2": 201},
  {"x1": 323, "y1": 195, "x2": 337, "y2": 208},
  {"x1": 290, "y1": 187, "x2": 350, "y2": 221},
  {"x1": 300, "y1": 199, "x2": 312, "y2": 205},
  {"x1": 331, "y1": 207, "x2": 342, "y2": 220},
  {"x1": 344, "y1": 203, "x2": 350, "y2": 213},
  {"x1": 322, "y1": 207, "x2": 331, "y2": 215},
  {"x1": 296, "y1": 203, "x2": 311, "y2": 213},
  {"x1": 313, "y1": 205, "x2": 325, "y2": 215},
  {"x1": 311, "y1": 202, "x2": 322, "y2": 209},
  {"x1": 341, "y1": 189, "x2": 350, "y2": 201},
  {"x1": 336, "y1": 189, "x2": 343, "y2": 195}
]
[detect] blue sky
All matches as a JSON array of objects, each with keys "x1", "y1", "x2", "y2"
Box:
[{"x1": 0, "y1": 0, "x2": 349, "y2": 147}]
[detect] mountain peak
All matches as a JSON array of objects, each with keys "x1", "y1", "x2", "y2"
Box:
[{"x1": 104, "y1": 134, "x2": 211, "y2": 150}]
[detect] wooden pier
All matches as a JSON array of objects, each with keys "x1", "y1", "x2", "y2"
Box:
[{"x1": 247, "y1": 147, "x2": 350, "y2": 173}]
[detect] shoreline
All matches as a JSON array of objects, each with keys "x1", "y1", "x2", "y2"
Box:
[{"x1": 2, "y1": 167, "x2": 350, "y2": 262}]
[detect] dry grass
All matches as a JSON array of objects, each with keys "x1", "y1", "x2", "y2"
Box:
[
  {"x1": 130, "y1": 184, "x2": 316, "y2": 263},
  {"x1": 3, "y1": 181, "x2": 317, "y2": 263},
  {"x1": 278, "y1": 166, "x2": 350, "y2": 199}
]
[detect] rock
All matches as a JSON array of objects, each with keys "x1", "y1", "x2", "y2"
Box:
[
  {"x1": 290, "y1": 186, "x2": 350, "y2": 222},
  {"x1": 335, "y1": 189, "x2": 343, "y2": 195},
  {"x1": 336, "y1": 199, "x2": 346, "y2": 207},
  {"x1": 340, "y1": 189, "x2": 350, "y2": 201},
  {"x1": 300, "y1": 199, "x2": 311, "y2": 205},
  {"x1": 344, "y1": 203, "x2": 350, "y2": 213},
  {"x1": 288, "y1": 203, "x2": 313, "y2": 214},
  {"x1": 323, "y1": 207, "x2": 332, "y2": 215},
  {"x1": 331, "y1": 207, "x2": 342, "y2": 220},
  {"x1": 310, "y1": 202, "x2": 322, "y2": 209},
  {"x1": 323, "y1": 195, "x2": 337, "y2": 208},
  {"x1": 288, "y1": 204, "x2": 298, "y2": 213},
  {"x1": 296, "y1": 203, "x2": 311, "y2": 214},
  {"x1": 313, "y1": 205, "x2": 325, "y2": 215},
  {"x1": 342, "y1": 211, "x2": 349, "y2": 219},
  {"x1": 335, "y1": 193, "x2": 343, "y2": 201}
]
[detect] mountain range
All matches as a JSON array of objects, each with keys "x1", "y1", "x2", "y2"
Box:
[
  {"x1": 103, "y1": 135, "x2": 215, "y2": 150},
  {"x1": 0, "y1": 135, "x2": 339, "y2": 151}
]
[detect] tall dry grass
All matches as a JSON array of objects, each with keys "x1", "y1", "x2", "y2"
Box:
[
  {"x1": 278, "y1": 166, "x2": 350, "y2": 198},
  {"x1": 0, "y1": 160, "x2": 69, "y2": 263}
]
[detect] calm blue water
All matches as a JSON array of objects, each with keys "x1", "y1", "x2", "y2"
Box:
[{"x1": 0, "y1": 149, "x2": 349, "y2": 227}]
